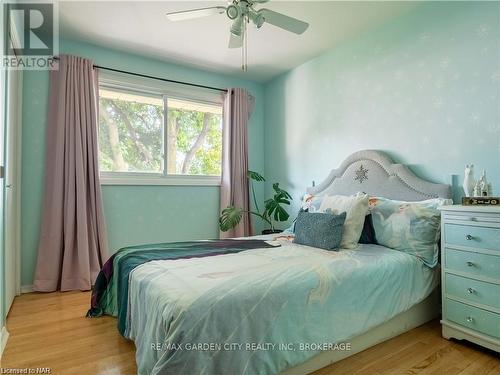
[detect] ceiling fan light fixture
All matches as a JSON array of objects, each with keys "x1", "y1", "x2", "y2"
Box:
[
  {"x1": 248, "y1": 10, "x2": 264, "y2": 28},
  {"x1": 226, "y1": 5, "x2": 239, "y2": 20},
  {"x1": 230, "y1": 16, "x2": 244, "y2": 36}
]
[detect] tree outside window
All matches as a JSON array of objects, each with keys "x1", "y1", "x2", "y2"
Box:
[{"x1": 98, "y1": 87, "x2": 222, "y2": 178}]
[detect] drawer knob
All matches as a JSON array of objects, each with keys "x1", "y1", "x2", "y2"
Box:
[
  {"x1": 466, "y1": 316, "x2": 474, "y2": 323},
  {"x1": 469, "y1": 217, "x2": 477, "y2": 221},
  {"x1": 465, "y1": 234, "x2": 473, "y2": 241},
  {"x1": 466, "y1": 261, "x2": 475, "y2": 267},
  {"x1": 467, "y1": 287, "x2": 475, "y2": 294}
]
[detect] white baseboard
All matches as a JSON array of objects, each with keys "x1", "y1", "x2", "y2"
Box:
[
  {"x1": 0, "y1": 326, "x2": 9, "y2": 358},
  {"x1": 21, "y1": 285, "x2": 33, "y2": 293}
]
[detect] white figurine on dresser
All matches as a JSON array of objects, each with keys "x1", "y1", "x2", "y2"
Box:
[
  {"x1": 463, "y1": 165, "x2": 476, "y2": 197},
  {"x1": 464, "y1": 165, "x2": 494, "y2": 197},
  {"x1": 473, "y1": 170, "x2": 493, "y2": 197},
  {"x1": 439, "y1": 205, "x2": 500, "y2": 353}
]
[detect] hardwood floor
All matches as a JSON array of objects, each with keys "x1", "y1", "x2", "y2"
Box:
[
  {"x1": 1, "y1": 291, "x2": 136, "y2": 374},
  {"x1": 1, "y1": 291, "x2": 499, "y2": 374}
]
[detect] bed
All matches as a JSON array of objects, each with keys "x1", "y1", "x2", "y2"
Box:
[{"x1": 89, "y1": 150, "x2": 451, "y2": 375}]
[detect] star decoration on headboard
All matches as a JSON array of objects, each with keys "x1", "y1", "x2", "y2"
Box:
[{"x1": 354, "y1": 164, "x2": 369, "y2": 184}]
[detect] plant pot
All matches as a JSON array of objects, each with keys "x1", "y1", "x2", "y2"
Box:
[{"x1": 261, "y1": 229, "x2": 283, "y2": 235}]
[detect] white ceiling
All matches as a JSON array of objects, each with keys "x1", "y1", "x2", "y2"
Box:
[{"x1": 59, "y1": 1, "x2": 420, "y2": 82}]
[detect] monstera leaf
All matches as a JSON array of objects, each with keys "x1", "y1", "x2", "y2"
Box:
[
  {"x1": 219, "y1": 206, "x2": 243, "y2": 232},
  {"x1": 264, "y1": 184, "x2": 291, "y2": 222},
  {"x1": 272, "y1": 183, "x2": 292, "y2": 200},
  {"x1": 247, "y1": 170, "x2": 265, "y2": 182},
  {"x1": 264, "y1": 198, "x2": 290, "y2": 222}
]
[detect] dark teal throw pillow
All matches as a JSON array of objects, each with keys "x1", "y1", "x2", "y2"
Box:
[{"x1": 293, "y1": 211, "x2": 346, "y2": 250}]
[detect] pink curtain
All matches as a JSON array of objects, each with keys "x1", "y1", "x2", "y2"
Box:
[
  {"x1": 220, "y1": 88, "x2": 255, "y2": 238},
  {"x1": 33, "y1": 55, "x2": 109, "y2": 292}
]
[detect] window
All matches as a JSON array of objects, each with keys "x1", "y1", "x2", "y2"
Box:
[{"x1": 98, "y1": 79, "x2": 223, "y2": 185}]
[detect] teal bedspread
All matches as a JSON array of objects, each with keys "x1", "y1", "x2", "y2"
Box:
[{"x1": 125, "y1": 238, "x2": 438, "y2": 375}]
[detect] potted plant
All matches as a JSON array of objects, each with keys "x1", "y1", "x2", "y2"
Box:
[{"x1": 219, "y1": 171, "x2": 292, "y2": 235}]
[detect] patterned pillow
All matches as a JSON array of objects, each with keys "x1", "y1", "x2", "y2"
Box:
[
  {"x1": 369, "y1": 197, "x2": 452, "y2": 267},
  {"x1": 293, "y1": 211, "x2": 346, "y2": 251},
  {"x1": 301, "y1": 194, "x2": 325, "y2": 213}
]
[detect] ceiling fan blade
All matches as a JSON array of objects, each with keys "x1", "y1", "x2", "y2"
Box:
[
  {"x1": 166, "y1": 6, "x2": 226, "y2": 21},
  {"x1": 228, "y1": 32, "x2": 243, "y2": 48},
  {"x1": 258, "y1": 9, "x2": 309, "y2": 34}
]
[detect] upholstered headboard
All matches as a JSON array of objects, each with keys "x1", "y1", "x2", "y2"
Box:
[{"x1": 307, "y1": 150, "x2": 451, "y2": 201}]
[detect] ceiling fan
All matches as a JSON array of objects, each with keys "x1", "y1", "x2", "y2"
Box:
[{"x1": 166, "y1": 0, "x2": 309, "y2": 70}]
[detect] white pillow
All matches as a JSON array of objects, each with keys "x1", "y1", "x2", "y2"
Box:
[{"x1": 319, "y1": 193, "x2": 369, "y2": 249}]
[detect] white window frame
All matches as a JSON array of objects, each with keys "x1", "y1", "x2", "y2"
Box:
[{"x1": 98, "y1": 71, "x2": 223, "y2": 186}]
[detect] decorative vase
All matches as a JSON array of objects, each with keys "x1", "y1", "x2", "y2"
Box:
[{"x1": 463, "y1": 164, "x2": 475, "y2": 197}]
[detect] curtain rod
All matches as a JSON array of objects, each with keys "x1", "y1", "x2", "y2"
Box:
[{"x1": 52, "y1": 56, "x2": 228, "y2": 93}]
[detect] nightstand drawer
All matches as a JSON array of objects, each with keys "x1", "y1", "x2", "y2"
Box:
[
  {"x1": 445, "y1": 273, "x2": 500, "y2": 310},
  {"x1": 442, "y1": 211, "x2": 500, "y2": 225},
  {"x1": 445, "y1": 248, "x2": 500, "y2": 282},
  {"x1": 444, "y1": 299, "x2": 500, "y2": 340},
  {"x1": 444, "y1": 224, "x2": 500, "y2": 250}
]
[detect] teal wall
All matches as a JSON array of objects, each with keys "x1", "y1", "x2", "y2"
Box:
[
  {"x1": 264, "y1": 2, "x2": 500, "y2": 218},
  {"x1": 21, "y1": 39, "x2": 265, "y2": 286}
]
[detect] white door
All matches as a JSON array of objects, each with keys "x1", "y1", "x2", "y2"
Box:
[
  {"x1": 4, "y1": 64, "x2": 22, "y2": 312},
  {"x1": 0, "y1": 38, "x2": 5, "y2": 325}
]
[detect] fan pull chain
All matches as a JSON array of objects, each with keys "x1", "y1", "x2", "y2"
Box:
[
  {"x1": 241, "y1": 31, "x2": 244, "y2": 71},
  {"x1": 242, "y1": 14, "x2": 248, "y2": 71}
]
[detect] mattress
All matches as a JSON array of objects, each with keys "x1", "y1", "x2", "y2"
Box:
[{"x1": 126, "y1": 235, "x2": 439, "y2": 375}]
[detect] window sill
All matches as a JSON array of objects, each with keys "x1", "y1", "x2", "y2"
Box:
[{"x1": 100, "y1": 174, "x2": 221, "y2": 186}]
